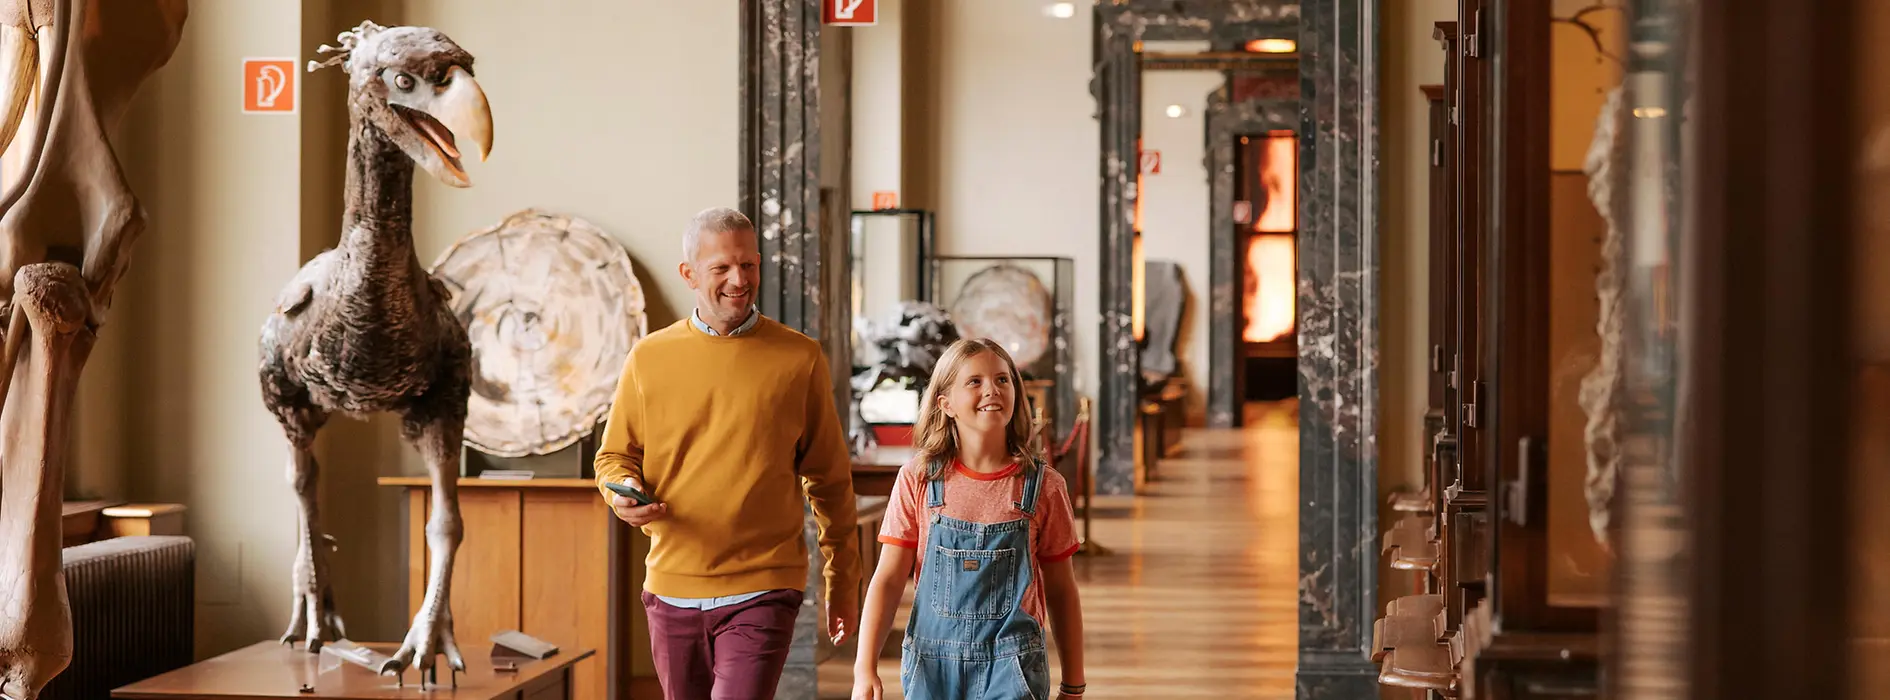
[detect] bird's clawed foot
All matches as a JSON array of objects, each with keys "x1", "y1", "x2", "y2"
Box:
[
  {"x1": 278, "y1": 582, "x2": 348, "y2": 652},
  {"x1": 376, "y1": 605, "x2": 463, "y2": 687}
]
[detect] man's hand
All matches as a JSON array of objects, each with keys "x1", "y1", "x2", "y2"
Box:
[
  {"x1": 827, "y1": 599, "x2": 858, "y2": 646},
  {"x1": 608, "y1": 477, "x2": 669, "y2": 527}
]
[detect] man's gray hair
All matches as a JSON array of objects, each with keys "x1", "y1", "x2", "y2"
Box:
[{"x1": 683, "y1": 207, "x2": 756, "y2": 263}]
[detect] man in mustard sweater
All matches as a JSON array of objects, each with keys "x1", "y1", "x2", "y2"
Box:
[{"x1": 594, "y1": 207, "x2": 860, "y2": 699}]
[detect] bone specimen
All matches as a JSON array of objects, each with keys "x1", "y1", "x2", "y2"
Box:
[
  {"x1": 257, "y1": 20, "x2": 493, "y2": 681},
  {"x1": 0, "y1": 1, "x2": 187, "y2": 699},
  {"x1": 430, "y1": 209, "x2": 647, "y2": 459},
  {"x1": 948, "y1": 264, "x2": 1054, "y2": 370}
]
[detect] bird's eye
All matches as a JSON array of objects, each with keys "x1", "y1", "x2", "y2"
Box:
[{"x1": 395, "y1": 73, "x2": 415, "y2": 90}]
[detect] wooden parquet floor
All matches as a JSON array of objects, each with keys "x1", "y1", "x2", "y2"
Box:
[{"x1": 819, "y1": 400, "x2": 1301, "y2": 699}]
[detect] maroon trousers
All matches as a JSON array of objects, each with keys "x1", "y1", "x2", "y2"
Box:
[{"x1": 641, "y1": 589, "x2": 803, "y2": 700}]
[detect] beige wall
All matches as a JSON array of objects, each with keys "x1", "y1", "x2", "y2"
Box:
[
  {"x1": 1138, "y1": 71, "x2": 1222, "y2": 420},
  {"x1": 95, "y1": 0, "x2": 737, "y2": 659},
  {"x1": 914, "y1": 0, "x2": 1099, "y2": 404},
  {"x1": 93, "y1": 0, "x2": 315, "y2": 657},
  {"x1": 850, "y1": 0, "x2": 903, "y2": 207}
]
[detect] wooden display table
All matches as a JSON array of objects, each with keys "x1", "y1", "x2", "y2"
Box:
[
  {"x1": 377, "y1": 477, "x2": 645, "y2": 700},
  {"x1": 112, "y1": 640, "x2": 593, "y2": 699},
  {"x1": 852, "y1": 445, "x2": 912, "y2": 497}
]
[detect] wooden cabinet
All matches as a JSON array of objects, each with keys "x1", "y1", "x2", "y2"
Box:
[
  {"x1": 380, "y1": 478, "x2": 649, "y2": 700},
  {"x1": 1376, "y1": 2, "x2": 1617, "y2": 696}
]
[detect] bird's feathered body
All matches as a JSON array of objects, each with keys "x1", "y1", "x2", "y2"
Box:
[{"x1": 256, "y1": 19, "x2": 495, "y2": 680}]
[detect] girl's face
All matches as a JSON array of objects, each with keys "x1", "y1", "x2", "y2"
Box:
[{"x1": 940, "y1": 351, "x2": 1015, "y2": 433}]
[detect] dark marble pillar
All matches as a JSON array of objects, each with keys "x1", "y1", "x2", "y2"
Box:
[
  {"x1": 1093, "y1": 20, "x2": 1141, "y2": 497},
  {"x1": 742, "y1": 0, "x2": 825, "y2": 337},
  {"x1": 1294, "y1": 0, "x2": 1383, "y2": 697},
  {"x1": 739, "y1": 2, "x2": 827, "y2": 697}
]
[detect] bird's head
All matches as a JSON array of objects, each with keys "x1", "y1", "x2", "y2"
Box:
[{"x1": 310, "y1": 20, "x2": 493, "y2": 188}]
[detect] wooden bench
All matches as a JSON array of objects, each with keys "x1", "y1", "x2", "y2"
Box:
[
  {"x1": 856, "y1": 496, "x2": 889, "y2": 583},
  {"x1": 1135, "y1": 377, "x2": 1188, "y2": 484}
]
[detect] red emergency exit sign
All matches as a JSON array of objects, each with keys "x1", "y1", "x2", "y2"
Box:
[{"x1": 823, "y1": 0, "x2": 877, "y2": 26}]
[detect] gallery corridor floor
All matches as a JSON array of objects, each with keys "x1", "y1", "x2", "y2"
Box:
[{"x1": 820, "y1": 399, "x2": 1301, "y2": 699}]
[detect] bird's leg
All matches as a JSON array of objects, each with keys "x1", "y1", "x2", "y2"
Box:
[
  {"x1": 278, "y1": 445, "x2": 346, "y2": 651},
  {"x1": 0, "y1": 263, "x2": 96, "y2": 700},
  {"x1": 380, "y1": 415, "x2": 465, "y2": 682}
]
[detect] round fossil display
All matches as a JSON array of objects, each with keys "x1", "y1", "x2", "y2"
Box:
[
  {"x1": 431, "y1": 209, "x2": 648, "y2": 457},
  {"x1": 948, "y1": 264, "x2": 1053, "y2": 369}
]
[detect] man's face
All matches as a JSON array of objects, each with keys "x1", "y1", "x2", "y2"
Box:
[{"x1": 682, "y1": 227, "x2": 761, "y2": 326}]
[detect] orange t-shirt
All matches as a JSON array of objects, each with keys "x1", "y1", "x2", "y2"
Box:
[{"x1": 877, "y1": 458, "x2": 1081, "y2": 628}]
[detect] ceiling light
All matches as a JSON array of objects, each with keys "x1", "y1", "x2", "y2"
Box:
[
  {"x1": 1046, "y1": 3, "x2": 1076, "y2": 19},
  {"x1": 1245, "y1": 38, "x2": 1297, "y2": 53},
  {"x1": 1165, "y1": 104, "x2": 1186, "y2": 118}
]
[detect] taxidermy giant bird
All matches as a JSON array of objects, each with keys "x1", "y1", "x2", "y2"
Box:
[
  {"x1": 258, "y1": 20, "x2": 493, "y2": 679},
  {"x1": 0, "y1": 1, "x2": 186, "y2": 699}
]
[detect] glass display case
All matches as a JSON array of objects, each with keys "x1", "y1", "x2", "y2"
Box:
[
  {"x1": 850, "y1": 209, "x2": 935, "y2": 370},
  {"x1": 929, "y1": 255, "x2": 1076, "y2": 437},
  {"x1": 850, "y1": 209, "x2": 936, "y2": 431}
]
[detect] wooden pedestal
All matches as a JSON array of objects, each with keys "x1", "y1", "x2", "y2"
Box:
[
  {"x1": 111, "y1": 640, "x2": 592, "y2": 699},
  {"x1": 378, "y1": 478, "x2": 647, "y2": 700}
]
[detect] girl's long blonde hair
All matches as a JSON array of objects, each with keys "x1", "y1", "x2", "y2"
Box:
[{"x1": 912, "y1": 338, "x2": 1041, "y2": 481}]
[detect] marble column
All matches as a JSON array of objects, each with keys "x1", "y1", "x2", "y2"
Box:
[
  {"x1": 1294, "y1": 0, "x2": 1383, "y2": 697},
  {"x1": 739, "y1": 1, "x2": 828, "y2": 697},
  {"x1": 1094, "y1": 20, "x2": 1141, "y2": 496},
  {"x1": 741, "y1": 0, "x2": 825, "y2": 335}
]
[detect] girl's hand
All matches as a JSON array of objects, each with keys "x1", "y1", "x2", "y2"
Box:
[{"x1": 851, "y1": 674, "x2": 883, "y2": 700}]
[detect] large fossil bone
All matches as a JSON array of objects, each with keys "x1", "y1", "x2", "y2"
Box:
[{"x1": 0, "y1": 1, "x2": 187, "y2": 699}]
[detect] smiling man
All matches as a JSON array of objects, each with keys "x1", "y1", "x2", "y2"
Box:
[{"x1": 594, "y1": 207, "x2": 860, "y2": 700}]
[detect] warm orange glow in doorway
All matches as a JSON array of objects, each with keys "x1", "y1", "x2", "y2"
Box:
[
  {"x1": 1133, "y1": 234, "x2": 1146, "y2": 341},
  {"x1": 1133, "y1": 141, "x2": 1146, "y2": 341},
  {"x1": 1244, "y1": 235, "x2": 1295, "y2": 342},
  {"x1": 1256, "y1": 131, "x2": 1296, "y2": 232}
]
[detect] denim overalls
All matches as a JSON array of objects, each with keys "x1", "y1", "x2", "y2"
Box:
[{"x1": 900, "y1": 461, "x2": 1052, "y2": 700}]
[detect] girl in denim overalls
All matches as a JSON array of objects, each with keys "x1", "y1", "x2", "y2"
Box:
[{"x1": 852, "y1": 338, "x2": 1088, "y2": 700}]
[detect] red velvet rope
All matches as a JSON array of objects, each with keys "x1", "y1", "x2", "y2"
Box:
[{"x1": 1054, "y1": 417, "x2": 1088, "y2": 459}]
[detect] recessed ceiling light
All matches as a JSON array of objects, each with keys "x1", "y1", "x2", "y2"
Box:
[
  {"x1": 1046, "y1": 3, "x2": 1077, "y2": 19},
  {"x1": 1165, "y1": 104, "x2": 1186, "y2": 118},
  {"x1": 1245, "y1": 38, "x2": 1297, "y2": 53}
]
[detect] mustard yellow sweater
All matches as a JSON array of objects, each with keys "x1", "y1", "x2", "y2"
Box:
[{"x1": 593, "y1": 316, "x2": 860, "y2": 610}]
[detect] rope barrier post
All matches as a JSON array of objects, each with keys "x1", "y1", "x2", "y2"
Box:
[{"x1": 1067, "y1": 397, "x2": 1111, "y2": 557}]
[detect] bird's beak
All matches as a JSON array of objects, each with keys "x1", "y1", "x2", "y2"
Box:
[
  {"x1": 428, "y1": 66, "x2": 492, "y2": 163},
  {"x1": 389, "y1": 64, "x2": 493, "y2": 187}
]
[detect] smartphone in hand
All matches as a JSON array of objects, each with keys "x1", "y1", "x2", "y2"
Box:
[{"x1": 604, "y1": 480, "x2": 658, "y2": 507}]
